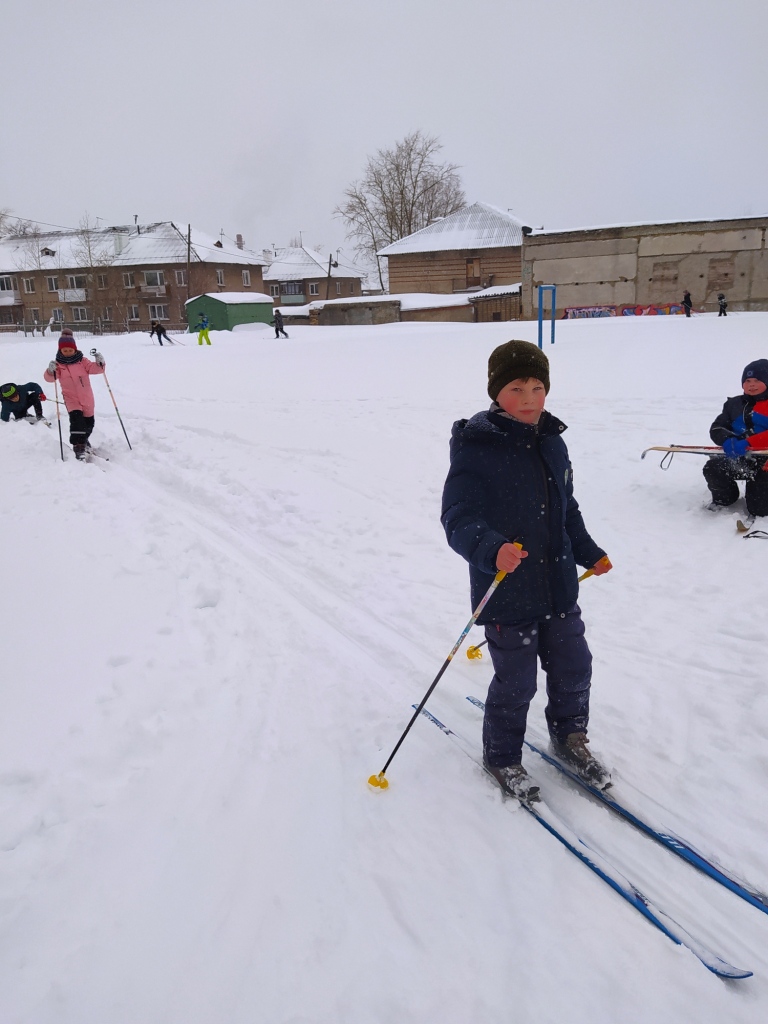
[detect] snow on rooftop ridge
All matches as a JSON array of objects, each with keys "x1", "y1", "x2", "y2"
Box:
[
  {"x1": 262, "y1": 246, "x2": 367, "y2": 282},
  {"x1": 529, "y1": 214, "x2": 768, "y2": 237},
  {"x1": 376, "y1": 202, "x2": 528, "y2": 257},
  {"x1": 0, "y1": 222, "x2": 265, "y2": 273},
  {"x1": 185, "y1": 292, "x2": 273, "y2": 305}
]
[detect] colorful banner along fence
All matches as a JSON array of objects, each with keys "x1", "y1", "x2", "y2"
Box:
[
  {"x1": 563, "y1": 303, "x2": 685, "y2": 319},
  {"x1": 563, "y1": 306, "x2": 617, "y2": 319},
  {"x1": 621, "y1": 303, "x2": 684, "y2": 316}
]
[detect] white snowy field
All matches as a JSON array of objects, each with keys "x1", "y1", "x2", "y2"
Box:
[{"x1": 1, "y1": 313, "x2": 768, "y2": 1024}]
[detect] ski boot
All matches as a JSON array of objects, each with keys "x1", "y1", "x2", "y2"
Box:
[
  {"x1": 486, "y1": 763, "x2": 540, "y2": 803},
  {"x1": 551, "y1": 732, "x2": 611, "y2": 790},
  {"x1": 73, "y1": 444, "x2": 87, "y2": 461}
]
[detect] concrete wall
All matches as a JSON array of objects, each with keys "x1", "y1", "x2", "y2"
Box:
[{"x1": 520, "y1": 218, "x2": 768, "y2": 319}]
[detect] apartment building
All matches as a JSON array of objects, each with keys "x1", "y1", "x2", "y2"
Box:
[{"x1": 0, "y1": 222, "x2": 266, "y2": 331}]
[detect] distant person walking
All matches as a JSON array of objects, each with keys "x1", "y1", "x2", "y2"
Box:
[
  {"x1": 150, "y1": 319, "x2": 173, "y2": 345},
  {"x1": 682, "y1": 290, "x2": 693, "y2": 317},
  {"x1": 196, "y1": 313, "x2": 211, "y2": 346},
  {"x1": 271, "y1": 308, "x2": 289, "y2": 339},
  {"x1": 718, "y1": 293, "x2": 728, "y2": 317}
]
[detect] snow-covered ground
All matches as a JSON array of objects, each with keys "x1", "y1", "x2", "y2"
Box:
[{"x1": 1, "y1": 313, "x2": 767, "y2": 1023}]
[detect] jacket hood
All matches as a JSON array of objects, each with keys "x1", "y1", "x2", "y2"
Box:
[{"x1": 450, "y1": 407, "x2": 567, "y2": 444}]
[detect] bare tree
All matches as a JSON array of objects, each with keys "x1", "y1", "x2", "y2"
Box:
[{"x1": 335, "y1": 131, "x2": 466, "y2": 291}]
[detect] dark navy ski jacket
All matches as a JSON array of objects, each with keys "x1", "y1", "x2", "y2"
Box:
[
  {"x1": 0, "y1": 382, "x2": 44, "y2": 422},
  {"x1": 441, "y1": 407, "x2": 606, "y2": 625}
]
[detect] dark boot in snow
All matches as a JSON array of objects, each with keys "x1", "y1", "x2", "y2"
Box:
[
  {"x1": 551, "y1": 732, "x2": 611, "y2": 790},
  {"x1": 486, "y1": 763, "x2": 540, "y2": 803},
  {"x1": 73, "y1": 444, "x2": 87, "y2": 460}
]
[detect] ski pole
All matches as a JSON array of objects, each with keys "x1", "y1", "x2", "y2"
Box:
[
  {"x1": 368, "y1": 554, "x2": 516, "y2": 790},
  {"x1": 91, "y1": 350, "x2": 132, "y2": 450},
  {"x1": 578, "y1": 556, "x2": 612, "y2": 583},
  {"x1": 54, "y1": 378, "x2": 64, "y2": 462}
]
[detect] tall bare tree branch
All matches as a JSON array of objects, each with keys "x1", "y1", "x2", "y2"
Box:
[{"x1": 335, "y1": 131, "x2": 466, "y2": 291}]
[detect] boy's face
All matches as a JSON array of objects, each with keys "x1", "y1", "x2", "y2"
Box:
[
  {"x1": 743, "y1": 377, "x2": 767, "y2": 396},
  {"x1": 496, "y1": 377, "x2": 546, "y2": 423}
]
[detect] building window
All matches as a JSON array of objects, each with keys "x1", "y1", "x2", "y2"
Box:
[
  {"x1": 336, "y1": 282, "x2": 341, "y2": 295},
  {"x1": 216, "y1": 269, "x2": 225, "y2": 286},
  {"x1": 350, "y1": 282, "x2": 355, "y2": 293},
  {"x1": 67, "y1": 275, "x2": 87, "y2": 290},
  {"x1": 51, "y1": 308, "x2": 63, "y2": 322},
  {"x1": 242, "y1": 269, "x2": 251, "y2": 287},
  {"x1": 281, "y1": 281, "x2": 302, "y2": 295},
  {"x1": 123, "y1": 272, "x2": 135, "y2": 288},
  {"x1": 0, "y1": 276, "x2": 16, "y2": 291},
  {"x1": 31, "y1": 308, "x2": 40, "y2": 322},
  {"x1": 149, "y1": 304, "x2": 169, "y2": 320},
  {"x1": 128, "y1": 305, "x2": 140, "y2": 320},
  {"x1": 23, "y1": 278, "x2": 36, "y2": 293},
  {"x1": 144, "y1": 270, "x2": 165, "y2": 287},
  {"x1": 46, "y1": 276, "x2": 58, "y2": 292},
  {"x1": 175, "y1": 270, "x2": 187, "y2": 286},
  {"x1": 102, "y1": 307, "x2": 112, "y2": 321},
  {"x1": 72, "y1": 307, "x2": 89, "y2": 322},
  {"x1": 97, "y1": 274, "x2": 108, "y2": 290},
  {"x1": 308, "y1": 282, "x2": 319, "y2": 295},
  {"x1": 269, "y1": 284, "x2": 279, "y2": 297}
]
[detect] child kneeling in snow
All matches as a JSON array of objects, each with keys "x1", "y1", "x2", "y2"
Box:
[
  {"x1": 705, "y1": 359, "x2": 768, "y2": 519},
  {"x1": 43, "y1": 329, "x2": 105, "y2": 459},
  {"x1": 1, "y1": 381, "x2": 46, "y2": 422},
  {"x1": 441, "y1": 340, "x2": 612, "y2": 802}
]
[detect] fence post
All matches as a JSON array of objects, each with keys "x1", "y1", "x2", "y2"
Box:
[{"x1": 537, "y1": 285, "x2": 557, "y2": 348}]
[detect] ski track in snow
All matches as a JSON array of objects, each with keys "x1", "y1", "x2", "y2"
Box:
[{"x1": 1, "y1": 317, "x2": 768, "y2": 1023}]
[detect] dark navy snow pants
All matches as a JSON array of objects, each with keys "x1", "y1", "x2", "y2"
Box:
[{"x1": 482, "y1": 604, "x2": 592, "y2": 768}]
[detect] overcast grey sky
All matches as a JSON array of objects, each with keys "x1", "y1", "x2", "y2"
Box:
[{"x1": 2, "y1": 0, "x2": 766, "y2": 257}]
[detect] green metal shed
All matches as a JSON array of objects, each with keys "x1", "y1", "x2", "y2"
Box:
[{"x1": 185, "y1": 292, "x2": 274, "y2": 332}]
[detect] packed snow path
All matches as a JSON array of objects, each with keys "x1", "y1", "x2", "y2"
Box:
[{"x1": 1, "y1": 315, "x2": 767, "y2": 1023}]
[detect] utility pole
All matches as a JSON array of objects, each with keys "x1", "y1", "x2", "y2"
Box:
[
  {"x1": 186, "y1": 224, "x2": 191, "y2": 320},
  {"x1": 325, "y1": 253, "x2": 338, "y2": 300}
]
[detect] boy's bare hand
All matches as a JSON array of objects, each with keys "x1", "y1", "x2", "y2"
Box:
[
  {"x1": 496, "y1": 543, "x2": 528, "y2": 572},
  {"x1": 591, "y1": 556, "x2": 612, "y2": 576}
]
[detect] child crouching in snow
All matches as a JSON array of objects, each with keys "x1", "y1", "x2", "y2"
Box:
[
  {"x1": 441, "y1": 340, "x2": 612, "y2": 802},
  {"x1": 43, "y1": 329, "x2": 105, "y2": 460},
  {"x1": 704, "y1": 359, "x2": 768, "y2": 519}
]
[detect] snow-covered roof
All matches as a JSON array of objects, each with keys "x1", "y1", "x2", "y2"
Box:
[
  {"x1": 185, "y1": 292, "x2": 273, "y2": 306},
  {"x1": 468, "y1": 283, "x2": 521, "y2": 299},
  {"x1": 262, "y1": 246, "x2": 367, "y2": 282},
  {"x1": 277, "y1": 281, "x2": 523, "y2": 317},
  {"x1": 376, "y1": 203, "x2": 527, "y2": 257},
  {"x1": 0, "y1": 222, "x2": 265, "y2": 274},
  {"x1": 528, "y1": 215, "x2": 768, "y2": 238}
]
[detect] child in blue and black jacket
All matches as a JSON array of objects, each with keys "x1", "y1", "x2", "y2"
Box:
[
  {"x1": 704, "y1": 358, "x2": 768, "y2": 518},
  {"x1": 441, "y1": 340, "x2": 612, "y2": 801}
]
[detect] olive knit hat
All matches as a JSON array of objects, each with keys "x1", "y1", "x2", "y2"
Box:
[{"x1": 488, "y1": 339, "x2": 550, "y2": 400}]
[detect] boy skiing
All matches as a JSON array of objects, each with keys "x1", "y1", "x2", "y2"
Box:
[
  {"x1": 441, "y1": 340, "x2": 612, "y2": 801},
  {"x1": 1, "y1": 381, "x2": 46, "y2": 422},
  {"x1": 704, "y1": 359, "x2": 768, "y2": 518},
  {"x1": 196, "y1": 313, "x2": 211, "y2": 345},
  {"x1": 271, "y1": 308, "x2": 288, "y2": 339},
  {"x1": 150, "y1": 319, "x2": 173, "y2": 345},
  {"x1": 43, "y1": 329, "x2": 106, "y2": 459}
]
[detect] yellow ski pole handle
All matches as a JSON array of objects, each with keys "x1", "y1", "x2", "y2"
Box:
[
  {"x1": 578, "y1": 556, "x2": 612, "y2": 583},
  {"x1": 369, "y1": 545, "x2": 522, "y2": 789}
]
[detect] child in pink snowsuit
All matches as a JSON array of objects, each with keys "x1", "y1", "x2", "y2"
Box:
[{"x1": 44, "y1": 329, "x2": 106, "y2": 459}]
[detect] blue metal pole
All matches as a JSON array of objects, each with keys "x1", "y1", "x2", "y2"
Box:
[{"x1": 537, "y1": 286, "x2": 544, "y2": 349}]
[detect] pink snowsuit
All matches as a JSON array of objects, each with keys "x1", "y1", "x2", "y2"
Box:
[{"x1": 44, "y1": 355, "x2": 105, "y2": 415}]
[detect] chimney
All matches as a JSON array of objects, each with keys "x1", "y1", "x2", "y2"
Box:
[{"x1": 236, "y1": 233, "x2": 244, "y2": 250}]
